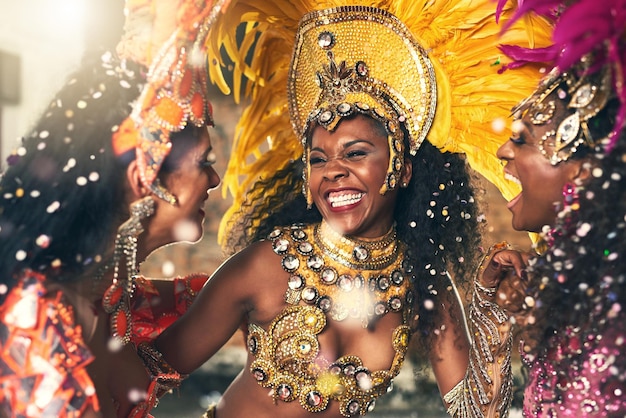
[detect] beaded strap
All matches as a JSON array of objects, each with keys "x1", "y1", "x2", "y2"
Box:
[{"x1": 444, "y1": 242, "x2": 514, "y2": 418}]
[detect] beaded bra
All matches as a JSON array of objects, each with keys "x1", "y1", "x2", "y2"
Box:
[{"x1": 246, "y1": 222, "x2": 413, "y2": 416}]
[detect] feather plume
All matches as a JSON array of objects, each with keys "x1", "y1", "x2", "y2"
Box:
[{"x1": 113, "y1": 0, "x2": 230, "y2": 191}]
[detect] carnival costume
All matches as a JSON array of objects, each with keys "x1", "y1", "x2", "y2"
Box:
[
  {"x1": 0, "y1": 0, "x2": 228, "y2": 416},
  {"x1": 203, "y1": 1, "x2": 551, "y2": 416},
  {"x1": 0, "y1": 269, "x2": 206, "y2": 417},
  {"x1": 495, "y1": 0, "x2": 626, "y2": 416}
]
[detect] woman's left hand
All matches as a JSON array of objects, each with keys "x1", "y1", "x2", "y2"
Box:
[
  {"x1": 477, "y1": 246, "x2": 534, "y2": 316},
  {"x1": 479, "y1": 247, "x2": 529, "y2": 288}
]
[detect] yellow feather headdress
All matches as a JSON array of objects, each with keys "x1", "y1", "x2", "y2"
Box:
[{"x1": 207, "y1": 0, "x2": 552, "y2": 243}]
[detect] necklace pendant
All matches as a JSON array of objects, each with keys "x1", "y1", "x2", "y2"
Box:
[
  {"x1": 353, "y1": 245, "x2": 369, "y2": 261},
  {"x1": 102, "y1": 281, "x2": 132, "y2": 345},
  {"x1": 103, "y1": 282, "x2": 123, "y2": 313},
  {"x1": 285, "y1": 288, "x2": 302, "y2": 304},
  {"x1": 361, "y1": 316, "x2": 370, "y2": 329},
  {"x1": 315, "y1": 221, "x2": 398, "y2": 269}
]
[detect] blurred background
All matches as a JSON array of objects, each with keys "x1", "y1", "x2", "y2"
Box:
[{"x1": 0, "y1": 1, "x2": 531, "y2": 416}]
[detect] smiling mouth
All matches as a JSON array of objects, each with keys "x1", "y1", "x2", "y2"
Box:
[
  {"x1": 504, "y1": 172, "x2": 521, "y2": 186},
  {"x1": 328, "y1": 192, "x2": 364, "y2": 208}
]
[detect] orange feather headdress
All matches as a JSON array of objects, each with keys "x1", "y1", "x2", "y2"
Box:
[{"x1": 112, "y1": 0, "x2": 230, "y2": 204}]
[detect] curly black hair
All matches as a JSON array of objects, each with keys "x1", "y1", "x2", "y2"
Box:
[{"x1": 522, "y1": 105, "x2": 626, "y2": 366}]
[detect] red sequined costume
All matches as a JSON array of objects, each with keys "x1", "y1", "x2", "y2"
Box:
[{"x1": 0, "y1": 269, "x2": 207, "y2": 417}]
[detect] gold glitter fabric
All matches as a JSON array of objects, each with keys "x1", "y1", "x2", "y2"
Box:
[
  {"x1": 246, "y1": 223, "x2": 412, "y2": 416},
  {"x1": 444, "y1": 244, "x2": 514, "y2": 417}
]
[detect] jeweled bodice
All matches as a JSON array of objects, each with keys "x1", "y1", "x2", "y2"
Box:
[{"x1": 246, "y1": 223, "x2": 414, "y2": 416}]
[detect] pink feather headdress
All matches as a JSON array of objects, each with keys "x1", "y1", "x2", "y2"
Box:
[{"x1": 496, "y1": 0, "x2": 626, "y2": 151}]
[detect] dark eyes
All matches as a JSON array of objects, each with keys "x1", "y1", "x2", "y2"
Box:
[
  {"x1": 310, "y1": 156, "x2": 326, "y2": 165},
  {"x1": 346, "y1": 149, "x2": 367, "y2": 158},
  {"x1": 509, "y1": 134, "x2": 525, "y2": 145}
]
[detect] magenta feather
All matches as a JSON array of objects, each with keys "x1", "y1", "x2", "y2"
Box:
[
  {"x1": 496, "y1": 0, "x2": 560, "y2": 31},
  {"x1": 496, "y1": 0, "x2": 626, "y2": 153}
]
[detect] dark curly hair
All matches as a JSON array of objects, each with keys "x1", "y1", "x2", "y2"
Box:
[
  {"x1": 222, "y1": 115, "x2": 483, "y2": 347},
  {"x1": 0, "y1": 53, "x2": 146, "y2": 289}
]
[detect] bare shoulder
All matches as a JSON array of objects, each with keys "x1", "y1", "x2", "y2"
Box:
[
  {"x1": 214, "y1": 240, "x2": 280, "y2": 277},
  {"x1": 208, "y1": 240, "x2": 286, "y2": 297},
  {"x1": 215, "y1": 239, "x2": 290, "y2": 324}
]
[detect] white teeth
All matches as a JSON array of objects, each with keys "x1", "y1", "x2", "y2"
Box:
[
  {"x1": 504, "y1": 173, "x2": 521, "y2": 185},
  {"x1": 329, "y1": 192, "x2": 363, "y2": 207}
]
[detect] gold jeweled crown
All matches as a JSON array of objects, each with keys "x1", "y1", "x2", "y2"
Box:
[
  {"x1": 203, "y1": 0, "x2": 553, "y2": 244},
  {"x1": 289, "y1": 6, "x2": 436, "y2": 156},
  {"x1": 288, "y1": 6, "x2": 437, "y2": 202}
]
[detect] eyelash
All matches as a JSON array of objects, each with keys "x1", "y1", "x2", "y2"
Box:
[
  {"x1": 509, "y1": 134, "x2": 525, "y2": 145},
  {"x1": 346, "y1": 150, "x2": 367, "y2": 158},
  {"x1": 200, "y1": 151, "x2": 217, "y2": 167}
]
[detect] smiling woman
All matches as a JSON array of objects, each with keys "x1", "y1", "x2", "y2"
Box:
[
  {"x1": 308, "y1": 115, "x2": 406, "y2": 238},
  {"x1": 150, "y1": 126, "x2": 220, "y2": 245},
  {"x1": 496, "y1": 99, "x2": 589, "y2": 232},
  {"x1": 474, "y1": 0, "x2": 626, "y2": 416}
]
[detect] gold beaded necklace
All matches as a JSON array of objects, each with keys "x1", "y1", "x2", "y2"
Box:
[
  {"x1": 274, "y1": 222, "x2": 412, "y2": 329},
  {"x1": 314, "y1": 220, "x2": 399, "y2": 270}
]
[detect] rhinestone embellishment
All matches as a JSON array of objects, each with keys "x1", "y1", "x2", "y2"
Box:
[{"x1": 318, "y1": 31, "x2": 334, "y2": 49}]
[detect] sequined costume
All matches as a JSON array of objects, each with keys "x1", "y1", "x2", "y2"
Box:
[
  {"x1": 522, "y1": 313, "x2": 626, "y2": 417},
  {"x1": 443, "y1": 243, "x2": 514, "y2": 418},
  {"x1": 0, "y1": 270, "x2": 207, "y2": 417},
  {"x1": 200, "y1": 1, "x2": 550, "y2": 417},
  {"x1": 245, "y1": 222, "x2": 412, "y2": 416}
]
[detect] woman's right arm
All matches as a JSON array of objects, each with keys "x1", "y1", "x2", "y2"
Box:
[{"x1": 154, "y1": 240, "x2": 276, "y2": 374}]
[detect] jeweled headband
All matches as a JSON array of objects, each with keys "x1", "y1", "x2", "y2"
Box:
[
  {"x1": 497, "y1": 0, "x2": 626, "y2": 164},
  {"x1": 512, "y1": 58, "x2": 613, "y2": 165},
  {"x1": 288, "y1": 6, "x2": 437, "y2": 204}
]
